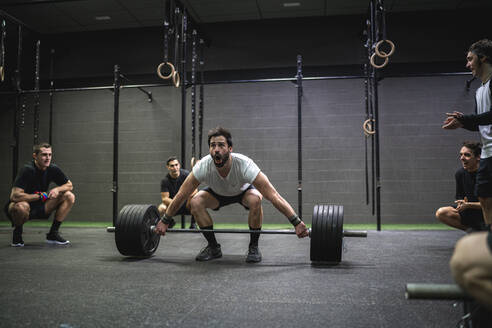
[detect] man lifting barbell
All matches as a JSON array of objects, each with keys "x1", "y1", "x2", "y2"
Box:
[{"x1": 154, "y1": 126, "x2": 309, "y2": 263}]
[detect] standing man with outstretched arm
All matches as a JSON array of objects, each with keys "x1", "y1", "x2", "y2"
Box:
[
  {"x1": 442, "y1": 39, "x2": 492, "y2": 311},
  {"x1": 154, "y1": 126, "x2": 309, "y2": 263}
]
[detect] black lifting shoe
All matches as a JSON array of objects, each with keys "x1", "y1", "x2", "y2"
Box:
[
  {"x1": 246, "y1": 245, "x2": 262, "y2": 263},
  {"x1": 46, "y1": 231, "x2": 70, "y2": 245},
  {"x1": 11, "y1": 230, "x2": 24, "y2": 248},
  {"x1": 195, "y1": 244, "x2": 222, "y2": 261}
]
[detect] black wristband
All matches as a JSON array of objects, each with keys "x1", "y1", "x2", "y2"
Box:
[
  {"x1": 289, "y1": 214, "x2": 302, "y2": 227},
  {"x1": 160, "y1": 213, "x2": 173, "y2": 225}
]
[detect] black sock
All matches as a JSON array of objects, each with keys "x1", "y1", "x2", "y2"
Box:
[
  {"x1": 249, "y1": 226, "x2": 261, "y2": 247},
  {"x1": 201, "y1": 225, "x2": 218, "y2": 246},
  {"x1": 13, "y1": 225, "x2": 23, "y2": 236},
  {"x1": 49, "y1": 219, "x2": 62, "y2": 234}
]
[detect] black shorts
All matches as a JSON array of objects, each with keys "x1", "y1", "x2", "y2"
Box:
[
  {"x1": 459, "y1": 208, "x2": 486, "y2": 231},
  {"x1": 476, "y1": 157, "x2": 492, "y2": 198},
  {"x1": 28, "y1": 201, "x2": 50, "y2": 220},
  {"x1": 175, "y1": 203, "x2": 191, "y2": 216},
  {"x1": 203, "y1": 185, "x2": 255, "y2": 211}
]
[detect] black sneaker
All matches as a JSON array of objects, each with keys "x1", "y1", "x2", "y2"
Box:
[
  {"x1": 46, "y1": 231, "x2": 70, "y2": 245},
  {"x1": 189, "y1": 222, "x2": 197, "y2": 229},
  {"x1": 11, "y1": 232, "x2": 24, "y2": 247},
  {"x1": 246, "y1": 245, "x2": 262, "y2": 263},
  {"x1": 195, "y1": 244, "x2": 222, "y2": 261}
]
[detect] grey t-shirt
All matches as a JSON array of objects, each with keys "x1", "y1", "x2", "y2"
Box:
[
  {"x1": 477, "y1": 79, "x2": 492, "y2": 157},
  {"x1": 192, "y1": 153, "x2": 261, "y2": 196}
]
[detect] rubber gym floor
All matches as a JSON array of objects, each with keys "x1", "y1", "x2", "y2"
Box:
[{"x1": 0, "y1": 227, "x2": 468, "y2": 328}]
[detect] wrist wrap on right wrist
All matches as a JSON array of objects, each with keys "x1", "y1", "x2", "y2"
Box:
[{"x1": 289, "y1": 214, "x2": 302, "y2": 227}]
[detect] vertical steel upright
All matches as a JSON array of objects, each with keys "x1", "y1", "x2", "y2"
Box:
[
  {"x1": 12, "y1": 25, "x2": 22, "y2": 182},
  {"x1": 112, "y1": 65, "x2": 120, "y2": 226},
  {"x1": 296, "y1": 55, "x2": 303, "y2": 217}
]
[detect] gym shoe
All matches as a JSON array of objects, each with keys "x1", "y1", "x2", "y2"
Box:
[
  {"x1": 46, "y1": 232, "x2": 70, "y2": 245},
  {"x1": 246, "y1": 245, "x2": 262, "y2": 263},
  {"x1": 189, "y1": 222, "x2": 197, "y2": 229},
  {"x1": 195, "y1": 244, "x2": 222, "y2": 261},
  {"x1": 11, "y1": 233, "x2": 24, "y2": 247}
]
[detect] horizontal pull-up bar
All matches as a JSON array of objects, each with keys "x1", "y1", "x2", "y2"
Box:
[{"x1": 0, "y1": 71, "x2": 472, "y2": 95}]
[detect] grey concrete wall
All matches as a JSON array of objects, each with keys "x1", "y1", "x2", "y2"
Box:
[
  {"x1": 1, "y1": 86, "x2": 181, "y2": 221},
  {"x1": 0, "y1": 74, "x2": 479, "y2": 224}
]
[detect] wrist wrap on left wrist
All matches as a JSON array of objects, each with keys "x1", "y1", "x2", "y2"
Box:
[{"x1": 160, "y1": 213, "x2": 174, "y2": 225}]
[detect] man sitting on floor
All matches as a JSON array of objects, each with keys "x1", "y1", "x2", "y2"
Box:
[{"x1": 435, "y1": 141, "x2": 486, "y2": 231}]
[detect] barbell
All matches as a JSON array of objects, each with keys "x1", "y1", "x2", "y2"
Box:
[{"x1": 113, "y1": 203, "x2": 367, "y2": 263}]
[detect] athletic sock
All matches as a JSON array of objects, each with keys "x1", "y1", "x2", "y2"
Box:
[
  {"x1": 49, "y1": 219, "x2": 62, "y2": 234},
  {"x1": 249, "y1": 226, "x2": 261, "y2": 247},
  {"x1": 201, "y1": 225, "x2": 218, "y2": 246}
]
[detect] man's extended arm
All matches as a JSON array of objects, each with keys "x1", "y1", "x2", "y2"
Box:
[
  {"x1": 154, "y1": 173, "x2": 200, "y2": 235},
  {"x1": 252, "y1": 172, "x2": 309, "y2": 238}
]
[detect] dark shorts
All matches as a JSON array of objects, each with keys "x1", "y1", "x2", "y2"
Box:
[
  {"x1": 459, "y1": 208, "x2": 486, "y2": 231},
  {"x1": 28, "y1": 201, "x2": 50, "y2": 220},
  {"x1": 4, "y1": 200, "x2": 50, "y2": 222},
  {"x1": 175, "y1": 203, "x2": 191, "y2": 216},
  {"x1": 203, "y1": 185, "x2": 255, "y2": 211},
  {"x1": 476, "y1": 157, "x2": 492, "y2": 198}
]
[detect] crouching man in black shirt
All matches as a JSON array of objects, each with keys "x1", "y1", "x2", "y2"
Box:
[
  {"x1": 158, "y1": 156, "x2": 198, "y2": 229},
  {"x1": 435, "y1": 141, "x2": 486, "y2": 231},
  {"x1": 5, "y1": 143, "x2": 75, "y2": 247}
]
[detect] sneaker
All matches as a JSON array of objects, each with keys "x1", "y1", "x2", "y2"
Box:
[
  {"x1": 195, "y1": 244, "x2": 222, "y2": 261},
  {"x1": 189, "y1": 222, "x2": 197, "y2": 229},
  {"x1": 246, "y1": 245, "x2": 262, "y2": 263},
  {"x1": 46, "y1": 231, "x2": 70, "y2": 245},
  {"x1": 11, "y1": 233, "x2": 24, "y2": 247}
]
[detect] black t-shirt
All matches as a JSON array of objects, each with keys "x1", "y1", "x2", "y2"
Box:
[
  {"x1": 455, "y1": 167, "x2": 479, "y2": 201},
  {"x1": 13, "y1": 161, "x2": 69, "y2": 194},
  {"x1": 160, "y1": 169, "x2": 189, "y2": 198}
]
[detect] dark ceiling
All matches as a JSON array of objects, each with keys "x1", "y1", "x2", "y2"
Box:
[{"x1": 0, "y1": 0, "x2": 490, "y2": 34}]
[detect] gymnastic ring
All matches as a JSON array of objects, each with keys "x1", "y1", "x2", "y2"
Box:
[
  {"x1": 0, "y1": 66, "x2": 4, "y2": 82},
  {"x1": 370, "y1": 52, "x2": 389, "y2": 69},
  {"x1": 172, "y1": 70, "x2": 180, "y2": 88},
  {"x1": 157, "y1": 62, "x2": 175, "y2": 80},
  {"x1": 375, "y1": 39, "x2": 395, "y2": 58},
  {"x1": 363, "y1": 118, "x2": 375, "y2": 136}
]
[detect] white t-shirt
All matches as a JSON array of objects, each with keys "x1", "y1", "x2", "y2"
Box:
[
  {"x1": 477, "y1": 79, "x2": 492, "y2": 158},
  {"x1": 192, "y1": 153, "x2": 261, "y2": 196}
]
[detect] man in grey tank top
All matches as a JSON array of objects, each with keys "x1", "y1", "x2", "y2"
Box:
[
  {"x1": 443, "y1": 39, "x2": 492, "y2": 311},
  {"x1": 154, "y1": 126, "x2": 309, "y2": 263}
]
